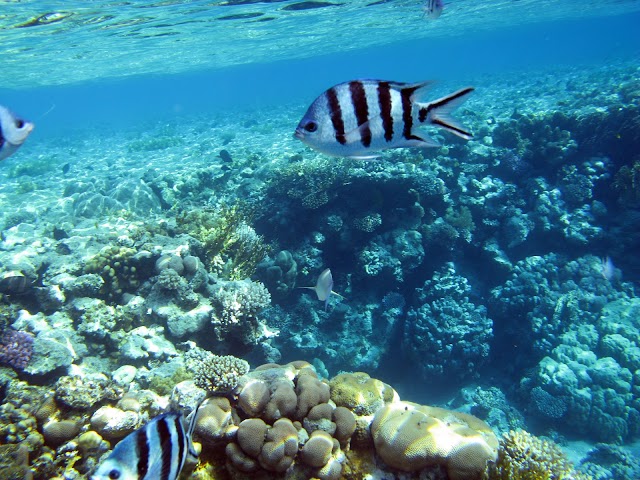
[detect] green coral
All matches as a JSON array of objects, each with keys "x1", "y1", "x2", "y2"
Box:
[
  {"x1": 445, "y1": 205, "x2": 476, "y2": 232},
  {"x1": 147, "y1": 366, "x2": 191, "y2": 396},
  {"x1": 176, "y1": 204, "x2": 269, "y2": 280},
  {"x1": 484, "y1": 430, "x2": 591, "y2": 480},
  {"x1": 83, "y1": 245, "x2": 149, "y2": 303}
]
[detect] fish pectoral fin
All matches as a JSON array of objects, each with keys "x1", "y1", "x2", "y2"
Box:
[
  {"x1": 343, "y1": 121, "x2": 373, "y2": 144},
  {"x1": 330, "y1": 290, "x2": 345, "y2": 300},
  {"x1": 399, "y1": 133, "x2": 441, "y2": 148}
]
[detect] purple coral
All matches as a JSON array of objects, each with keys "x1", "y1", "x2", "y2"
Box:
[{"x1": 0, "y1": 329, "x2": 34, "y2": 370}]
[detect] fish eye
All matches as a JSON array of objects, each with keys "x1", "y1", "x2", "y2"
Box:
[
  {"x1": 108, "y1": 469, "x2": 121, "y2": 479},
  {"x1": 15, "y1": 119, "x2": 24, "y2": 129},
  {"x1": 304, "y1": 121, "x2": 318, "y2": 133}
]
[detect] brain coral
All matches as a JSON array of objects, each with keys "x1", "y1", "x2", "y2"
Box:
[
  {"x1": 329, "y1": 371, "x2": 398, "y2": 416},
  {"x1": 370, "y1": 401, "x2": 498, "y2": 480}
]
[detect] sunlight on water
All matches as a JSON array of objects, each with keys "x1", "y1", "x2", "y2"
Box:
[{"x1": 1, "y1": 0, "x2": 640, "y2": 88}]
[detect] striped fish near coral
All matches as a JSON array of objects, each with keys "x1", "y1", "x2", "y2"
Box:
[
  {"x1": 294, "y1": 79, "x2": 473, "y2": 159},
  {"x1": 91, "y1": 401, "x2": 203, "y2": 480}
]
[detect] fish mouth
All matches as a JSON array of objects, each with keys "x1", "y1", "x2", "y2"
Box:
[{"x1": 293, "y1": 129, "x2": 304, "y2": 140}]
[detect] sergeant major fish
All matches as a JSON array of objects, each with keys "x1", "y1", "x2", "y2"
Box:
[
  {"x1": 294, "y1": 79, "x2": 473, "y2": 159},
  {"x1": 0, "y1": 105, "x2": 34, "y2": 161},
  {"x1": 91, "y1": 401, "x2": 202, "y2": 480}
]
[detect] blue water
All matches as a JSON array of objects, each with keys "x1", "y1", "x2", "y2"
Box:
[
  {"x1": 4, "y1": 11, "x2": 640, "y2": 134},
  {"x1": 1, "y1": 2, "x2": 640, "y2": 479}
]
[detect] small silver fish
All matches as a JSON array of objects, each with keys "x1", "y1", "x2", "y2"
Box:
[
  {"x1": 423, "y1": 0, "x2": 444, "y2": 19},
  {"x1": 91, "y1": 402, "x2": 202, "y2": 480},
  {"x1": 0, "y1": 105, "x2": 34, "y2": 161},
  {"x1": 294, "y1": 80, "x2": 473, "y2": 159},
  {"x1": 600, "y1": 256, "x2": 615, "y2": 281},
  {"x1": 300, "y1": 268, "x2": 343, "y2": 311}
]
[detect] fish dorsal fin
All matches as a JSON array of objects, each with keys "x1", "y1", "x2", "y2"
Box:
[{"x1": 393, "y1": 81, "x2": 433, "y2": 102}]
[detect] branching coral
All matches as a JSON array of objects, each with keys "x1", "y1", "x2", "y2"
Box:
[
  {"x1": 185, "y1": 347, "x2": 249, "y2": 393},
  {"x1": 176, "y1": 204, "x2": 269, "y2": 280}
]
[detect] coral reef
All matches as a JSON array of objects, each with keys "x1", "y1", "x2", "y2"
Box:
[
  {"x1": 485, "y1": 430, "x2": 591, "y2": 480},
  {"x1": 0, "y1": 329, "x2": 34, "y2": 370},
  {"x1": 185, "y1": 348, "x2": 250, "y2": 393},
  {"x1": 404, "y1": 263, "x2": 493, "y2": 381}
]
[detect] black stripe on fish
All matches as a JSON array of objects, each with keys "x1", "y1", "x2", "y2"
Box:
[
  {"x1": 137, "y1": 424, "x2": 150, "y2": 478},
  {"x1": 401, "y1": 86, "x2": 422, "y2": 141},
  {"x1": 418, "y1": 106, "x2": 428, "y2": 123},
  {"x1": 377, "y1": 81, "x2": 393, "y2": 142},
  {"x1": 326, "y1": 87, "x2": 346, "y2": 145},
  {"x1": 174, "y1": 415, "x2": 186, "y2": 473},
  {"x1": 158, "y1": 416, "x2": 174, "y2": 480},
  {"x1": 349, "y1": 81, "x2": 371, "y2": 147}
]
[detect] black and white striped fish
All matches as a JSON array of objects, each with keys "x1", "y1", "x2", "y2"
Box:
[
  {"x1": 91, "y1": 403, "x2": 202, "y2": 480},
  {"x1": 0, "y1": 105, "x2": 34, "y2": 161},
  {"x1": 294, "y1": 80, "x2": 474, "y2": 159}
]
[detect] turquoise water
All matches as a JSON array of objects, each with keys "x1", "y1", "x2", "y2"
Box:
[{"x1": 1, "y1": 1, "x2": 640, "y2": 479}]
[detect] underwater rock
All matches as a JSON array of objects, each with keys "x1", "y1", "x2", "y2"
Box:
[
  {"x1": 120, "y1": 326, "x2": 177, "y2": 361},
  {"x1": 25, "y1": 329, "x2": 86, "y2": 376},
  {"x1": 55, "y1": 373, "x2": 122, "y2": 410},
  {"x1": 158, "y1": 302, "x2": 212, "y2": 338},
  {"x1": 112, "y1": 365, "x2": 137, "y2": 386},
  {"x1": 90, "y1": 405, "x2": 140, "y2": 441},
  {"x1": 110, "y1": 178, "x2": 162, "y2": 215}
]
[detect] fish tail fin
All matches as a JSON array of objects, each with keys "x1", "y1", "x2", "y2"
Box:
[{"x1": 418, "y1": 87, "x2": 474, "y2": 140}]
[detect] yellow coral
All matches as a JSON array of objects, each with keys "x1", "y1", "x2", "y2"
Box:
[
  {"x1": 484, "y1": 430, "x2": 592, "y2": 480},
  {"x1": 329, "y1": 372, "x2": 398, "y2": 416},
  {"x1": 371, "y1": 401, "x2": 498, "y2": 480}
]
